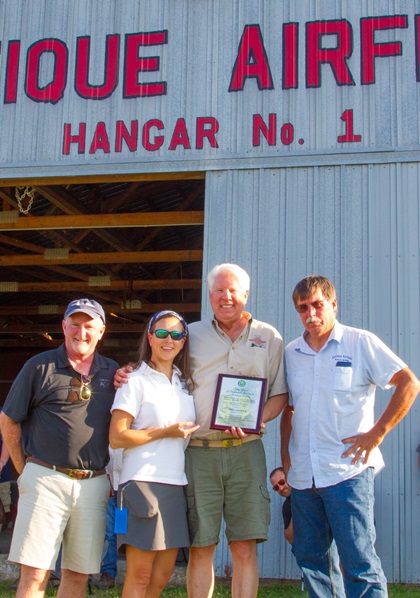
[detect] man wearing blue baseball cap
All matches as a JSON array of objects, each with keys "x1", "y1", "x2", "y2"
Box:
[{"x1": 0, "y1": 298, "x2": 118, "y2": 598}]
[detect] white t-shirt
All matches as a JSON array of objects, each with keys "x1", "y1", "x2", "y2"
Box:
[
  {"x1": 285, "y1": 321, "x2": 406, "y2": 489},
  {"x1": 111, "y1": 362, "x2": 196, "y2": 486}
]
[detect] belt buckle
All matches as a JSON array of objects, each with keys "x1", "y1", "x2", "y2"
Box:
[
  {"x1": 68, "y1": 469, "x2": 88, "y2": 480},
  {"x1": 222, "y1": 439, "x2": 241, "y2": 448}
]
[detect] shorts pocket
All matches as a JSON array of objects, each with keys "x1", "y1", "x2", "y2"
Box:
[
  {"x1": 259, "y1": 484, "x2": 271, "y2": 525},
  {"x1": 124, "y1": 482, "x2": 158, "y2": 518}
]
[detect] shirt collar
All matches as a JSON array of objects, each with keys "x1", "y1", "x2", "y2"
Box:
[
  {"x1": 139, "y1": 360, "x2": 182, "y2": 379},
  {"x1": 212, "y1": 311, "x2": 252, "y2": 331},
  {"x1": 297, "y1": 320, "x2": 343, "y2": 353}
]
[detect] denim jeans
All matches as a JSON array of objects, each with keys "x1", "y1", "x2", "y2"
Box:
[
  {"x1": 100, "y1": 495, "x2": 118, "y2": 577},
  {"x1": 292, "y1": 468, "x2": 388, "y2": 597}
]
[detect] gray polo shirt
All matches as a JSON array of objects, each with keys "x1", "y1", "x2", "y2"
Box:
[{"x1": 3, "y1": 344, "x2": 118, "y2": 470}]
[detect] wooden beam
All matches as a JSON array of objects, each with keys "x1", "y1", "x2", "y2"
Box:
[
  {"x1": 0, "y1": 172, "x2": 205, "y2": 187},
  {"x1": 0, "y1": 249, "x2": 203, "y2": 266},
  {"x1": 1, "y1": 303, "x2": 200, "y2": 315},
  {"x1": 0, "y1": 323, "x2": 190, "y2": 334},
  {"x1": 0, "y1": 279, "x2": 201, "y2": 292},
  {"x1": 0, "y1": 211, "x2": 204, "y2": 231}
]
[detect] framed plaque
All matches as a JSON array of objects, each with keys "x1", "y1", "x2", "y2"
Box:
[{"x1": 210, "y1": 374, "x2": 267, "y2": 434}]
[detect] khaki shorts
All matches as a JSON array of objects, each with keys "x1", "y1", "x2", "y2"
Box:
[
  {"x1": 9, "y1": 463, "x2": 109, "y2": 574},
  {"x1": 184, "y1": 439, "x2": 270, "y2": 547},
  {"x1": 0, "y1": 481, "x2": 11, "y2": 513}
]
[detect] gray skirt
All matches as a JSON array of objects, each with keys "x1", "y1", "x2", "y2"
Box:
[{"x1": 117, "y1": 480, "x2": 190, "y2": 551}]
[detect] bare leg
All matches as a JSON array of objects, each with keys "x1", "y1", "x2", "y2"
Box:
[
  {"x1": 186, "y1": 544, "x2": 217, "y2": 598},
  {"x1": 56, "y1": 569, "x2": 88, "y2": 598},
  {"x1": 122, "y1": 545, "x2": 177, "y2": 598},
  {"x1": 16, "y1": 565, "x2": 50, "y2": 598},
  {"x1": 146, "y1": 548, "x2": 178, "y2": 598},
  {"x1": 230, "y1": 540, "x2": 259, "y2": 598}
]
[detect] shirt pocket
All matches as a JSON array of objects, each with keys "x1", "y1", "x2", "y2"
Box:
[{"x1": 333, "y1": 365, "x2": 353, "y2": 392}]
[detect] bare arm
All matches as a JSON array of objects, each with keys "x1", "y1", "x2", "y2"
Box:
[
  {"x1": 284, "y1": 520, "x2": 294, "y2": 545},
  {"x1": 342, "y1": 367, "x2": 420, "y2": 464},
  {"x1": 0, "y1": 441, "x2": 10, "y2": 474},
  {"x1": 262, "y1": 392, "x2": 289, "y2": 424},
  {"x1": 0, "y1": 412, "x2": 25, "y2": 474},
  {"x1": 109, "y1": 409, "x2": 200, "y2": 449},
  {"x1": 280, "y1": 405, "x2": 294, "y2": 477}
]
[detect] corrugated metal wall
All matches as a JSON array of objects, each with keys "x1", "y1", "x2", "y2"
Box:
[
  {"x1": 1, "y1": 0, "x2": 420, "y2": 583},
  {"x1": 202, "y1": 165, "x2": 420, "y2": 581}
]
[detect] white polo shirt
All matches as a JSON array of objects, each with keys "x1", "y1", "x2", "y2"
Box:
[
  {"x1": 285, "y1": 321, "x2": 406, "y2": 490},
  {"x1": 111, "y1": 362, "x2": 196, "y2": 486}
]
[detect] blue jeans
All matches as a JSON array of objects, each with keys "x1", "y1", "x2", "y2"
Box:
[
  {"x1": 292, "y1": 468, "x2": 388, "y2": 597},
  {"x1": 100, "y1": 495, "x2": 118, "y2": 577}
]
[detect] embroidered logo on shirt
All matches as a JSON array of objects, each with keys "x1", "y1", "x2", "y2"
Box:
[
  {"x1": 249, "y1": 335, "x2": 267, "y2": 348},
  {"x1": 332, "y1": 354, "x2": 352, "y2": 366}
]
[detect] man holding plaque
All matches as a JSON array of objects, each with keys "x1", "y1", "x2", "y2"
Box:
[
  {"x1": 185, "y1": 263, "x2": 288, "y2": 598},
  {"x1": 282, "y1": 275, "x2": 420, "y2": 597},
  {"x1": 113, "y1": 263, "x2": 288, "y2": 598}
]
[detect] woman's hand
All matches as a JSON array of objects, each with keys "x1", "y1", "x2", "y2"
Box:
[{"x1": 165, "y1": 422, "x2": 200, "y2": 439}]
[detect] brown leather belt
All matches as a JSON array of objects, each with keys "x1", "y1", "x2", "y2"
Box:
[
  {"x1": 188, "y1": 436, "x2": 260, "y2": 448},
  {"x1": 27, "y1": 456, "x2": 106, "y2": 480}
]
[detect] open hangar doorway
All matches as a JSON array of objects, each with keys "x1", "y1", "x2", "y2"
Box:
[{"x1": 0, "y1": 174, "x2": 205, "y2": 399}]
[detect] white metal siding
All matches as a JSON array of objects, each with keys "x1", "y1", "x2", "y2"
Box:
[
  {"x1": 1, "y1": 0, "x2": 420, "y2": 583},
  {"x1": 2, "y1": 1, "x2": 420, "y2": 176},
  {"x1": 203, "y1": 165, "x2": 420, "y2": 581}
]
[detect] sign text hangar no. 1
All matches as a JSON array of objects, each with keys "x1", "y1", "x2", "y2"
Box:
[{"x1": 1, "y1": 5, "x2": 420, "y2": 161}]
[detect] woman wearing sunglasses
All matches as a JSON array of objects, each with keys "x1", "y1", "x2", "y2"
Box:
[{"x1": 109, "y1": 310, "x2": 199, "y2": 598}]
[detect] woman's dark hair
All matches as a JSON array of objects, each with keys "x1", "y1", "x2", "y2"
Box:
[{"x1": 131, "y1": 311, "x2": 195, "y2": 390}]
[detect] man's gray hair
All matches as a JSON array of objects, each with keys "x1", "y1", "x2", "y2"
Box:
[{"x1": 207, "y1": 263, "x2": 250, "y2": 293}]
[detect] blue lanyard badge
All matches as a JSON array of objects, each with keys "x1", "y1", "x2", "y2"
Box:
[{"x1": 114, "y1": 484, "x2": 128, "y2": 534}]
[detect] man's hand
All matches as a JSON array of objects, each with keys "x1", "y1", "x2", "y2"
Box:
[
  {"x1": 341, "y1": 429, "x2": 385, "y2": 465},
  {"x1": 224, "y1": 426, "x2": 248, "y2": 438},
  {"x1": 342, "y1": 367, "x2": 420, "y2": 465},
  {"x1": 114, "y1": 365, "x2": 133, "y2": 389}
]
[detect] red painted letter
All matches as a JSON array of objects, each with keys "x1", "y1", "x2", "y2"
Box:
[
  {"x1": 142, "y1": 119, "x2": 164, "y2": 151},
  {"x1": 306, "y1": 20, "x2": 355, "y2": 88},
  {"x1": 124, "y1": 31, "x2": 168, "y2": 98},
  {"x1": 63, "y1": 122, "x2": 86, "y2": 154},
  {"x1": 283, "y1": 23, "x2": 299, "y2": 90},
  {"x1": 253, "y1": 114, "x2": 277, "y2": 147},
  {"x1": 25, "y1": 39, "x2": 68, "y2": 103},
  {"x1": 361, "y1": 15, "x2": 408, "y2": 85},
  {"x1": 169, "y1": 118, "x2": 191, "y2": 150},
  {"x1": 75, "y1": 35, "x2": 120, "y2": 99},
  {"x1": 196, "y1": 117, "x2": 219, "y2": 149},
  {"x1": 229, "y1": 25, "x2": 274, "y2": 91},
  {"x1": 115, "y1": 120, "x2": 138, "y2": 152},
  {"x1": 4, "y1": 40, "x2": 21, "y2": 103},
  {"x1": 89, "y1": 122, "x2": 111, "y2": 154}
]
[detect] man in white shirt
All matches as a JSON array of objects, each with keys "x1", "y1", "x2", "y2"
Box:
[{"x1": 282, "y1": 275, "x2": 419, "y2": 597}]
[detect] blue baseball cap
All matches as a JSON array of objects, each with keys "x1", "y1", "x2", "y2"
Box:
[{"x1": 64, "y1": 299, "x2": 106, "y2": 323}]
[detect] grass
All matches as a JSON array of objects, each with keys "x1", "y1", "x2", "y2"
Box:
[{"x1": 0, "y1": 580, "x2": 418, "y2": 597}]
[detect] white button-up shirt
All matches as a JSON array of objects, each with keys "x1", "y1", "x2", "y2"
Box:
[{"x1": 285, "y1": 321, "x2": 406, "y2": 489}]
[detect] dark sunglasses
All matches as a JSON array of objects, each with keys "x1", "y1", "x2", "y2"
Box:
[
  {"x1": 151, "y1": 329, "x2": 185, "y2": 341},
  {"x1": 272, "y1": 479, "x2": 286, "y2": 492},
  {"x1": 295, "y1": 300, "x2": 325, "y2": 314},
  {"x1": 68, "y1": 374, "x2": 92, "y2": 402}
]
